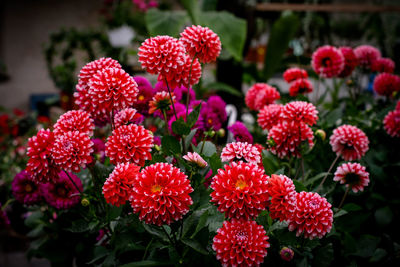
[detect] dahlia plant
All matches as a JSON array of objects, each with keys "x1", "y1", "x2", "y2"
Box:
[{"x1": 5, "y1": 27, "x2": 400, "y2": 266}]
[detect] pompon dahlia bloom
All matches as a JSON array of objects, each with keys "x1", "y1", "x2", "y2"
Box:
[
  {"x1": 213, "y1": 219, "x2": 269, "y2": 267},
  {"x1": 257, "y1": 104, "x2": 283, "y2": 131},
  {"x1": 106, "y1": 124, "x2": 153, "y2": 166},
  {"x1": 280, "y1": 247, "x2": 294, "y2": 262},
  {"x1": 12, "y1": 170, "x2": 43, "y2": 205},
  {"x1": 334, "y1": 162, "x2": 370, "y2": 193},
  {"x1": 210, "y1": 161, "x2": 269, "y2": 220},
  {"x1": 180, "y1": 25, "x2": 221, "y2": 63},
  {"x1": 130, "y1": 163, "x2": 193, "y2": 226},
  {"x1": 183, "y1": 152, "x2": 207, "y2": 168},
  {"x1": 88, "y1": 67, "x2": 138, "y2": 114},
  {"x1": 138, "y1": 35, "x2": 186, "y2": 76},
  {"x1": 149, "y1": 91, "x2": 175, "y2": 115},
  {"x1": 78, "y1": 57, "x2": 122, "y2": 86},
  {"x1": 384, "y1": 109, "x2": 400, "y2": 137},
  {"x1": 282, "y1": 101, "x2": 318, "y2": 126},
  {"x1": 268, "y1": 121, "x2": 314, "y2": 159},
  {"x1": 133, "y1": 76, "x2": 155, "y2": 115},
  {"x1": 329, "y1": 125, "x2": 369, "y2": 161},
  {"x1": 41, "y1": 171, "x2": 82, "y2": 209},
  {"x1": 373, "y1": 73, "x2": 400, "y2": 97},
  {"x1": 283, "y1": 67, "x2": 308, "y2": 83},
  {"x1": 267, "y1": 174, "x2": 296, "y2": 221},
  {"x1": 173, "y1": 85, "x2": 196, "y2": 103},
  {"x1": 53, "y1": 110, "x2": 94, "y2": 137},
  {"x1": 371, "y1": 57, "x2": 395, "y2": 73},
  {"x1": 245, "y1": 83, "x2": 281, "y2": 111},
  {"x1": 228, "y1": 121, "x2": 253, "y2": 144},
  {"x1": 288, "y1": 191, "x2": 333, "y2": 239},
  {"x1": 338, "y1": 46, "x2": 358, "y2": 77},
  {"x1": 221, "y1": 142, "x2": 261, "y2": 166},
  {"x1": 103, "y1": 163, "x2": 140, "y2": 206},
  {"x1": 354, "y1": 45, "x2": 381, "y2": 69},
  {"x1": 114, "y1": 108, "x2": 143, "y2": 128},
  {"x1": 27, "y1": 129, "x2": 60, "y2": 183},
  {"x1": 205, "y1": 95, "x2": 228, "y2": 122},
  {"x1": 289, "y1": 79, "x2": 313, "y2": 97},
  {"x1": 311, "y1": 45, "x2": 344, "y2": 78}
]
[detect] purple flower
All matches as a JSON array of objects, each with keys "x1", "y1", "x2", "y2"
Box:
[
  {"x1": 207, "y1": 96, "x2": 227, "y2": 122},
  {"x1": 0, "y1": 203, "x2": 10, "y2": 228},
  {"x1": 41, "y1": 171, "x2": 82, "y2": 209},
  {"x1": 92, "y1": 138, "x2": 106, "y2": 163},
  {"x1": 12, "y1": 170, "x2": 43, "y2": 205},
  {"x1": 228, "y1": 121, "x2": 253, "y2": 144},
  {"x1": 133, "y1": 76, "x2": 155, "y2": 115},
  {"x1": 199, "y1": 96, "x2": 227, "y2": 131},
  {"x1": 173, "y1": 85, "x2": 196, "y2": 103}
]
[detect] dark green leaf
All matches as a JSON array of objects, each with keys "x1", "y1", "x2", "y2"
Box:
[
  {"x1": 121, "y1": 260, "x2": 173, "y2": 267},
  {"x1": 369, "y1": 248, "x2": 387, "y2": 263},
  {"x1": 145, "y1": 9, "x2": 188, "y2": 37},
  {"x1": 209, "y1": 153, "x2": 222, "y2": 174},
  {"x1": 342, "y1": 203, "x2": 362, "y2": 212},
  {"x1": 142, "y1": 224, "x2": 169, "y2": 242},
  {"x1": 304, "y1": 172, "x2": 330, "y2": 186},
  {"x1": 87, "y1": 246, "x2": 109, "y2": 264},
  {"x1": 187, "y1": 104, "x2": 202, "y2": 128},
  {"x1": 182, "y1": 207, "x2": 209, "y2": 238},
  {"x1": 313, "y1": 243, "x2": 334, "y2": 267},
  {"x1": 184, "y1": 129, "x2": 198, "y2": 151},
  {"x1": 293, "y1": 180, "x2": 308, "y2": 193},
  {"x1": 180, "y1": 0, "x2": 200, "y2": 24},
  {"x1": 194, "y1": 141, "x2": 216, "y2": 157},
  {"x1": 350, "y1": 235, "x2": 380, "y2": 258},
  {"x1": 181, "y1": 238, "x2": 208, "y2": 255},
  {"x1": 204, "y1": 82, "x2": 242, "y2": 97},
  {"x1": 161, "y1": 135, "x2": 181, "y2": 155},
  {"x1": 171, "y1": 118, "x2": 191, "y2": 136},
  {"x1": 374, "y1": 206, "x2": 393, "y2": 226}
]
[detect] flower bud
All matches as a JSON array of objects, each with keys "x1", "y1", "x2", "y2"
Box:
[
  {"x1": 217, "y1": 129, "x2": 225, "y2": 138},
  {"x1": 154, "y1": 145, "x2": 161, "y2": 151},
  {"x1": 267, "y1": 138, "x2": 276, "y2": 147},
  {"x1": 280, "y1": 247, "x2": 294, "y2": 262},
  {"x1": 81, "y1": 198, "x2": 90, "y2": 207},
  {"x1": 315, "y1": 129, "x2": 326, "y2": 141}
]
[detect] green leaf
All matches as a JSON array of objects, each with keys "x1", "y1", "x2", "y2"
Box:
[
  {"x1": 181, "y1": 238, "x2": 208, "y2": 255},
  {"x1": 263, "y1": 12, "x2": 300, "y2": 80},
  {"x1": 182, "y1": 207, "x2": 209, "y2": 238},
  {"x1": 334, "y1": 209, "x2": 348, "y2": 218},
  {"x1": 342, "y1": 203, "x2": 362, "y2": 212},
  {"x1": 192, "y1": 209, "x2": 209, "y2": 238},
  {"x1": 304, "y1": 172, "x2": 330, "y2": 186},
  {"x1": 142, "y1": 224, "x2": 169, "y2": 242},
  {"x1": 293, "y1": 180, "x2": 308, "y2": 193},
  {"x1": 184, "y1": 129, "x2": 198, "y2": 151},
  {"x1": 194, "y1": 141, "x2": 216, "y2": 157},
  {"x1": 120, "y1": 260, "x2": 173, "y2": 267},
  {"x1": 313, "y1": 243, "x2": 334, "y2": 267},
  {"x1": 145, "y1": 9, "x2": 189, "y2": 37},
  {"x1": 350, "y1": 235, "x2": 380, "y2": 258},
  {"x1": 204, "y1": 82, "x2": 242, "y2": 97},
  {"x1": 209, "y1": 153, "x2": 222, "y2": 174},
  {"x1": 109, "y1": 205, "x2": 124, "y2": 220},
  {"x1": 161, "y1": 135, "x2": 181, "y2": 155},
  {"x1": 87, "y1": 246, "x2": 109, "y2": 264},
  {"x1": 172, "y1": 118, "x2": 191, "y2": 136},
  {"x1": 180, "y1": 0, "x2": 200, "y2": 24},
  {"x1": 198, "y1": 11, "x2": 247, "y2": 61},
  {"x1": 65, "y1": 219, "x2": 92, "y2": 233},
  {"x1": 369, "y1": 248, "x2": 387, "y2": 263},
  {"x1": 187, "y1": 104, "x2": 202, "y2": 128},
  {"x1": 374, "y1": 206, "x2": 393, "y2": 226}
]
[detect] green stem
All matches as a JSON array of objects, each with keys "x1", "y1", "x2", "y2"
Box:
[
  {"x1": 317, "y1": 154, "x2": 340, "y2": 192},
  {"x1": 162, "y1": 110, "x2": 171, "y2": 135},
  {"x1": 164, "y1": 78, "x2": 178, "y2": 121},
  {"x1": 142, "y1": 238, "x2": 154, "y2": 260},
  {"x1": 63, "y1": 169, "x2": 82, "y2": 194},
  {"x1": 338, "y1": 186, "x2": 350, "y2": 210},
  {"x1": 185, "y1": 54, "x2": 197, "y2": 118}
]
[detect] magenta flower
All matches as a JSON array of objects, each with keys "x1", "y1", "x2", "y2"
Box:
[
  {"x1": 228, "y1": 121, "x2": 253, "y2": 144},
  {"x1": 12, "y1": 170, "x2": 43, "y2": 205}
]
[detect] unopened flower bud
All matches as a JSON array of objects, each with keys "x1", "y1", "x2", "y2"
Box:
[
  {"x1": 217, "y1": 129, "x2": 225, "y2": 138},
  {"x1": 346, "y1": 79, "x2": 354, "y2": 86},
  {"x1": 267, "y1": 138, "x2": 276, "y2": 147},
  {"x1": 315, "y1": 129, "x2": 326, "y2": 141},
  {"x1": 209, "y1": 131, "x2": 216, "y2": 138},
  {"x1": 154, "y1": 145, "x2": 161, "y2": 151},
  {"x1": 280, "y1": 247, "x2": 294, "y2": 262},
  {"x1": 81, "y1": 198, "x2": 90, "y2": 207}
]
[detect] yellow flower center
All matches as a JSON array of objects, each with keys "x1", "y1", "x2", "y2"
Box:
[
  {"x1": 151, "y1": 184, "x2": 162, "y2": 193},
  {"x1": 138, "y1": 95, "x2": 145, "y2": 101},
  {"x1": 208, "y1": 118, "x2": 213, "y2": 124},
  {"x1": 25, "y1": 184, "x2": 33, "y2": 192},
  {"x1": 235, "y1": 175, "x2": 248, "y2": 190}
]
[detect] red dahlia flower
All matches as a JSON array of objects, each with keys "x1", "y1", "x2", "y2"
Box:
[
  {"x1": 282, "y1": 101, "x2": 318, "y2": 126},
  {"x1": 267, "y1": 174, "x2": 296, "y2": 221},
  {"x1": 210, "y1": 161, "x2": 269, "y2": 220},
  {"x1": 334, "y1": 162, "x2": 369, "y2": 193},
  {"x1": 384, "y1": 109, "x2": 400, "y2": 137},
  {"x1": 213, "y1": 219, "x2": 270, "y2": 267},
  {"x1": 245, "y1": 83, "x2": 280, "y2": 111},
  {"x1": 12, "y1": 170, "x2": 43, "y2": 205},
  {"x1": 103, "y1": 163, "x2": 140, "y2": 206},
  {"x1": 105, "y1": 124, "x2": 153, "y2": 166},
  {"x1": 148, "y1": 91, "x2": 175, "y2": 115},
  {"x1": 288, "y1": 191, "x2": 333, "y2": 239},
  {"x1": 221, "y1": 142, "x2": 261, "y2": 166},
  {"x1": 88, "y1": 67, "x2": 138, "y2": 114},
  {"x1": 180, "y1": 25, "x2": 221, "y2": 63},
  {"x1": 338, "y1": 46, "x2": 358, "y2": 77},
  {"x1": 373, "y1": 73, "x2": 400, "y2": 97},
  {"x1": 114, "y1": 108, "x2": 143, "y2": 128},
  {"x1": 354, "y1": 45, "x2": 381, "y2": 69},
  {"x1": 371, "y1": 57, "x2": 395, "y2": 73},
  {"x1": 283, "y1": 67, "x2": 308, "y2": 83},
  {"x1": 289, "y1": 79, "x2": 313, "y2": 97},
  {"x1": 52, "y1": 131, "x2": 93, "y2": 172},
  {"x1": 78, "y1": 57, "x2": 121, "y2": 86},
  {"x1": 257, "y1": 104, "x2": 283, "y2": 131},
  {"x1": 27, "y1": 129, "x2": 60, "y2": 183},
  {"x1": 53, "y1": 110, "x2": 94, "y2": 137},
  {"x1": 311, "y1": 45, "x2": 344, "y2": 78},
  {"x1": 268, "y1": 121, "x2": 314, "y2": 159},
  {"x1": 329, "y1": 125, "x2": 369, "y2": 161},
  {"x1": 130, "y1": 163, "x2": 193, "y2": 226}
]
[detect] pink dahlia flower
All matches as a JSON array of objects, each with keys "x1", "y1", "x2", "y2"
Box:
[
  {"x1": 311, "y1": 45, "x2": 344, "y2": 78},
  {"x1": 334, "y1": 162, "x2": 369, "y2": 193},
  {"x1": 183, "y1": 152, "x2": 207, "y2": 168},
  {"x1": 329, "y1": 125, "x2": 369, "y2": 161},
  {"x1": 221, "y1": 142, "x2": 261, "y2": 166}
]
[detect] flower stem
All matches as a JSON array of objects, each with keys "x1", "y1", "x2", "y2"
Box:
[
  {"x1": 317, "y1": 154, "x2": 340, "y2": 192},
  {"x1": 63, "y1": 169, "x2": 82, "y2": 194},
  {"x1": 185, "y1": 54, "x2": 197, "y2": 118},
  {"x1": 164, "y1": 78, "x2": 178, "y2": 121},
  {"x1": 314, "y1": 76, "x2": 321, "y2": 105},
  {"x1": 338, "y1": 186, "x2": 350, "y2": 210},
  {"x1": 162, "y1": 110, "x2": 171, "y2": 135}
]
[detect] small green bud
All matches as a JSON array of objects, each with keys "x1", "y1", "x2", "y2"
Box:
[
  {"x1": 267, "y1": 139, "x2": 276, "y2": 147},
  {"x1": 217, "y1": 129, "x2": 225, "y2": 138},
  {"x1": 81, "y1": 198, "x2": 90, "y2": 207},
  {"x1": 315, "y1": 129, "x2": 326, "y2": 141},
  {"x1": 154, "y1": 145, "x2": 161, "y2": 151}
]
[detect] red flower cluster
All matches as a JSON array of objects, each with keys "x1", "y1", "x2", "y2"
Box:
[
  {"x1": 338, "y1": 47, "x2": 358, "y2": 77},
  {"x1": 281, "y1": 101, "x2": 318, "y2": 126},
  {"x1": 266, "y1": 174, "x2": 296, "y2": 221},
  {"x1": 220, "y1": 142, "x2": 261, "y2": 166},
  {"x1": 373, "y1": 73, "x2": 400, "y2": 97},
  {"x1": 334, "y1": 162, "x2": 370, "y2": 193},
  {"x1": 245, "y1": 83, "x2": 280, "y2": 111},
  {"x1": 130, "y1": 163, "x2": 193, "y2": 226},
  {"x1": 213, "y1": 220, "x2": 269, "y2": 267},
  {"x1": 354, "y1": 45, "x2": 381, "y2": 69},
  {"x1": 371, "y1": 57, "x2": 395, "y2": 73},
  {"x1": 289, "y1": 79, "x2": 313, "y2": 97},
  {"x1": 283, "y1": 67, "x2": 308, "y2": 83},
  {"x1": 257, "y1": 104, "x2": 283, "y2": 131},
  {"x1": 210, "y1": 161, "x2": 269, "y2": 220},
  {"x1": 312, "y1": 45, "x2": 344, "y2": 78},
  {"x1": 329, "y1": 125, "x2": 369, "y2": 161},
  {"x1": 53, "y1": 110, "x2": 94, "y2": 137},
  {"x1": 105, "y1": 124, "x2": 153, "y2": 166},
  {"x1": 288, "y1": 191, "x2": 333, "y2": 239}
]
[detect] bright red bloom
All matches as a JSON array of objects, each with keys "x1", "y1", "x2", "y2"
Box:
[
  {"x1": 51, "y1": 131, "x2": 93, "y2": 172},
  {"x1": 354, "y1": 45, "x2": 381, "y2": 69},
  {"x1": 289, "y1": 79, "x2": 313, "y2": 97},
  {"x1": 41, "y1": 171, "x2": 82, "y2": 209},
  {"x1": 283, "y1": 67, "x2": 308, "y2": 83},
  {"x1": 257, "y1": 104, "x2": 283, "y2": 131},
  {"x1": 27, "y1": 129, "x2": 60, "y2": 183},
  {"x1": 210, "y1": 161, "x2": 269, "y2": 220},
  {"x1": 311, "y1": 45, "x2": 344, "y2": 78},
  {"x1": 371, "y1": 57, "x2": 395, "y2": 73},
  {"x1": 338, "y1": 47, "x2": 358, "y2": 77},
  {"x1": 384, "y1": 109, "x2": 400, "y2": 137},
  {"x1": 220, "y1": 142, "x2": 261, "y2": 166},
  {"x1": 53, "y1": 110, "x2": 94, "y2": 137},
  {"x1": 130, "y1": 163, "x2": 193, "y2": 226},
  {"x1": 12, "y1": 170, "x2": 43, "y2": 205},
  {"x1": 114, "y1": 108, "x2": 143, "y2": 128},
  {"x1": 105, "y1": 124, "x2": 153, "y2": 166},
  {"x1": 268, "y1": 121, "x2": 314, "y2": 159},
  {"x1": 373, "y1": 73, "x2": 400, "y2": 97},
  {"x1": 282, "y1": 101, "x2": 318, "y2": 126},
  {"x1": 148, "y1": 91, "x2": 175, "y2": 115},
  {"x1": 334, "y1": 162, "x2": 369, "y2": 193},
  {"x1": 288, "y1": 191, "x2": 333, "y2": 240},
  {"x1": 329, "y1": 124, "x2": 369, "y2": 161},
  {"x1": 103, "y1": 163, "x2": 140, "y2": 206},
  {"x1": 213, "y1": 219, "x2": 269, "y2": 267},
  {"x1": 245, "y1": 83, "x2": 280, "y2": 111},
  {"x1": 180, "y1": 25, "x2": 221, "y2": 63},
  {"x1": 78, "y1": 57, "x2": 122, "y2": 86},
  {"x1": 138, "y1": 36, "x2": 186, "y2": 77},
  {"x1": 88, "y1": 67, "x2": 138, "y2": 114},
  {"x1": 267, "y1": 174, "x2": 296, "y2": 222}
]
